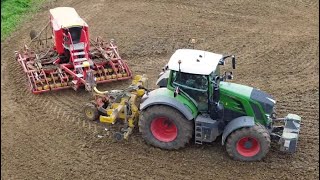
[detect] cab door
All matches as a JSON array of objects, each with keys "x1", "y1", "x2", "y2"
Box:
[{"x1": 171, "y1": 71, "x2": 209, "y2": 112}]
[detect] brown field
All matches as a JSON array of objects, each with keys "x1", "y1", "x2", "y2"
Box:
[{"x1": 1, "y1": 0, "x2": 319, "y2": 179}]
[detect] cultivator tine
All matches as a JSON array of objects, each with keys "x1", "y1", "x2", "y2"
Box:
[
  {"x1": 34, "y1": 72, "x2": 41, "y2": 83},
  {"x1": 88, "y1": 37, "x2": 132, "y2": 83},
  {"x1": 100, "y1": 66, "x2": 108, "y2": 78},
  {"x1": 32, "y1": 70, "x2": 47, "y2": 91},
  {"x1": 35, "y1": 54, "x2": 42, "y2": 70},
  {"x1": 29, "y1": 71, "x2": 43, "y2": 92},
  {"x1": 49, "y1": 73, "x2": 56, "y2": 89},
  {"x1": 27, "y1": 73, "x2": 36, "y2": 91},
  {"x1": 48, "y1": 71, "x2": 67, "y2": 89},
  {"x1": 52, "y1": 72, "x2": 64, "y2": 89},
  {"x1": 95, "y1": 66, "x2": 104, "y2": 81},
  {"x1": 57, "y1": 68, "x2": 69, "y2": 86}
]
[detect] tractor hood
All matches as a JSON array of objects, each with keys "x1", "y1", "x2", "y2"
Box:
[
  {"x1": 220, "y1": 82, "x2": 276, "y2": 114},
  {"x1": 220, "y1": 82, "x2": 253, "y2": 99}
]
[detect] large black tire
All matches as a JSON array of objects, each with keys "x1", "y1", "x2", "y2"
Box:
[
  {"x1": 84, "y1": 103, "x2": 99, "y2": 121},
  {"x1": 226, "y1": 125, "x2": 271, "y2": 161},
  {"x1": 139, "y1": 105, "x2": 193, "y2": 150}
]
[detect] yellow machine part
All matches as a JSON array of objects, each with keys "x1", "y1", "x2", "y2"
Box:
[
  {"x1": 100, "y1": 104, "x2": 124, "y2": 124},
  {"x1": 132, "y1": 74, "x2": 148, "y2": 90},
  {"x1": 99, "y1": 75, "x2": 148, "y2": 130},
  {"x1": 82, "y1": 61, "x2": 90, "y2": 67}
]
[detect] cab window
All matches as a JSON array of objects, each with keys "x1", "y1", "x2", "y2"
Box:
[{"x1": 171, "y1": 71, "x2": 208, "y2": 111}]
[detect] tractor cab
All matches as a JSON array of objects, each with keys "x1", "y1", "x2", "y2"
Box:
[
  {"x1": 171, "y1": 71, "x2": 209, "y2": 111},
  {"x1": 49, "y1": 7, "x2": 89, "y2": 59},
  {"x1": 157, "y1": 49, "x2": 235, "y2": 113}
]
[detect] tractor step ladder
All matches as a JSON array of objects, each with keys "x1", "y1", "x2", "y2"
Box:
[
  {"x1": 63, "y1": 42, "x2": 85, "y2": 51},
  {"x1": 69, "y1": 42, "x2": 87, "y2": 86},
  {"x1": 73, "y1": 51, "x2": 86, "y2": 56},
  {"x1": 76, "y1": 74, "x2": 83, "y2": 78},
  {"x1": 71, "y1": 42, "x2": 85, "y2": 51},
  {"x1": 74, "y1": 57, "x2": 87, "y2": 62},
  {"x1": 74, "y1": 64, "x2": 87, "y2": 69},
  {"x1": 195, "y1": 121, "x2": 203, "y2": 145}
]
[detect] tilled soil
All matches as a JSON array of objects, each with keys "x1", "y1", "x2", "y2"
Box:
[{"x1": 1, "y1": 0, "x2": 319, "y2": 179}]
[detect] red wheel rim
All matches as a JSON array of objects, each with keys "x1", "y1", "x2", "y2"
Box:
[
  {"x1": 150, "y1": 117, "x2": 177, "y2": 142},
  {"x1": 236, "y1": 137, "x2": 260, "y2": 157}
]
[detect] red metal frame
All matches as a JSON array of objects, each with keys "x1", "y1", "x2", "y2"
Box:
[{"x1": 16, "y1": 11, "x2": 132, "y2": 94}]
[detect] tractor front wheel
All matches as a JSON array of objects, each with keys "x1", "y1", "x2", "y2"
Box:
[
  {"x1": 84, "y1": 103, "x2": 99, "y2": 121},
  {"x1": 226, "y1": 125, "x2": 271, "y2": 161},
  {"x1": 139, "y1": 105, "x2": 193, "y2": 150}
]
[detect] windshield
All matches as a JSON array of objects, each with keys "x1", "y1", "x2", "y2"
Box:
[{"x1": 171, "y1": 71, "x2": 208, "y2": 111}]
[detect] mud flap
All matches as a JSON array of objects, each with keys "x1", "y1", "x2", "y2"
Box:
[{"x1": 278, "y1": 114, "x2": 301, "y2": 153}]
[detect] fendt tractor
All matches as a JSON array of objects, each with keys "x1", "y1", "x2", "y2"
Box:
[
  {"x1": 15, "y1": 7, "x2": 132, "y2": 94},
  {"x1": 84, "y1": 49, "x2": 302, "y2": 161}
]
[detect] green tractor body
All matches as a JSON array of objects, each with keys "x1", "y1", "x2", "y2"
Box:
[{"x1": 139, "y1": 49, "x2": 301, "y2": 161}]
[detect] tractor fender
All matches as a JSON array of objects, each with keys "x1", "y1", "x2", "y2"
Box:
[
  {"x1": 140, "y1": 95, "x2": 194, "y2": 120},
  {"x1": 221, "y1": 116, "x2": 255, "y2": 145}
]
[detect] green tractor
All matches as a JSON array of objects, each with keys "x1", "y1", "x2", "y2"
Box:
[{"x1": 138, "y1": 49, "x2": 301, "y2": 161}]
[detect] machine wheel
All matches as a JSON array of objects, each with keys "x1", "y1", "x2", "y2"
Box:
[
  {"x1": 226, "y1": 125, "x2": 271, "y2": 161},
  {"x1": 84, "y1": 103, "x2": 99, "y2": 121},
  {"x1": 139, "y1": 105, "x2": 193, "y2": 150}
]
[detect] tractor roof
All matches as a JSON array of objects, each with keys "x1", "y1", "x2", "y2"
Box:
[
  {"x1": 167, "y1": 49, "x2": 223, "y2": 75},
  {"x1": 50, "y1": 7, "x2": 88, "y2": 30}
]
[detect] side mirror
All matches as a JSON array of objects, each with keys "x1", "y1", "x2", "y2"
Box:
[
  {"x1": 232, "y1": 55, "x2": 236, "y2": 69},
  {"x1": 214, "y1": 75, "x2": 220, "y2": 82},
  {"x1": 222, "y1": 72, "x2": 233, "y2": 81},
  {"x1": 212, "y1": 76, "x2": 220, "y2": 88},
  {"x1": 227, "y1": 71, "x2": 233, "y2": 80}
]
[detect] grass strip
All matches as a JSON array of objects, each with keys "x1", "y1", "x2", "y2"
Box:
[{"x1": 1, "y1": 0, "x2": 46, "y2": 41}]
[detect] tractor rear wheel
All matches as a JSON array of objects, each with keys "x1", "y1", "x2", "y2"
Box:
[
  {"x1": 84, "y1": 103, "x2": 99, "y2": 121},
  {"x1": 139, "y1": 105, "x2": 193, "y2": 150},
  {"x1": 226, "y1": 125, "x2": 271, "y2": 161}
]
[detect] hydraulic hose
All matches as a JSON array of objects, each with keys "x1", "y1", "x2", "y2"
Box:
[{"x1": 93, "y1": 86, "x2": 109, "y2": 95}]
